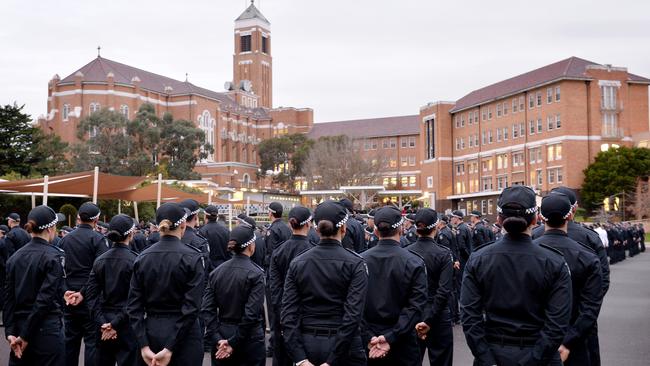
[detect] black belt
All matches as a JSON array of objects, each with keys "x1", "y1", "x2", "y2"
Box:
[
  {"x1": 301, "y1": 327, "x2": 338, "y2": 337},
  {"x1": 147, "y1": 312, "x2": 182, "y2": 318},
  {"x1": 219, "y1": 318, "x2": 240, "y2": 325},
  {"x1": 486, "y1": 334, "x2": 537, "y2": 347}
]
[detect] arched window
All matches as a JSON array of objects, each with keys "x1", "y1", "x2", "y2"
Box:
[
  {"x1": 120, "y1": 105, "x2": 129, "y2": 118},
  {"x1": 62, "y1": 104, "x2": 70, "y2": 121},
  {"x1": 242, "y1": 173, "x2": 251, "y2": 188},
  {"x1": 198, "y1": 110, "x2": 215, "y2": 161},
  {"x1": 242, "y1": 147, "x2": 248, "y2": 163},
  {"x1": 89, "y1": 103, "x2": 100, "y2": 114}
]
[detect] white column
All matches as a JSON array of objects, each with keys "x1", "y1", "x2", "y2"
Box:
[
  {"x1": 42, "y1": 175, "x2": 49, "y2": 206},
  {"x1": 92, "y1": 166, "x2": 99, "y2": 204}
]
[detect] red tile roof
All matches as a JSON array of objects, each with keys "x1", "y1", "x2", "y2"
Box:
[
  {"x1": 451, "y1": 57, "x2": 650, "y2": 113},
  {"x1": 307, "y1": 115, "x2": 420, "y2": 140},
  {"x1": 58, "y1": 57, "x2": 269, "y2": 118}
]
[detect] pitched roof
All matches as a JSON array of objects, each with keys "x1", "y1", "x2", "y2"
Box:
[
  {"x1": 307, "y1": 115, "x2": 420, "y2": 140},
  {"x1": 451, "y1": 56, "x2": 650, "y2": 113},
  {"x1": 236, "y1": 2, "x2": 270, "y2": 25},
  {"x1": 58, "y1": 57, "x2": 269, "y2": 118}
]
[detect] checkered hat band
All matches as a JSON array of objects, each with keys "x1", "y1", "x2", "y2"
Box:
[
  {"x1": 336, "y1": 214, "x2": 349, "y2": 228},
  {"x1": 38, "y1": 217, "x2": 58, "y2": 230}
]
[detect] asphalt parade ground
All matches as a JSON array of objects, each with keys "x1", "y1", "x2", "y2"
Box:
[{"x1": 1, "y1": 251, "x2": 648, "y2": 365}]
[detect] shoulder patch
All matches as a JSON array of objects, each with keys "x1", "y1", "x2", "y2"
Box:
[
  {"x1": 473, "y1": 240, "x2": 496, "y2": 252},
  {"x1": 539, "y1": 243, "x2": 565, "y2": 257}
]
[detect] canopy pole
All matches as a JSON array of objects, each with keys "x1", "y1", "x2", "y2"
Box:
[
  {"x1": 118, "y1": 200, "x2": 122, "y2": 215},
  {"x1": 228, "y1": 203, "x2": 233, "y2": 231},
  {"x1": 246, "y1": 196, "x2": 250, "y2": 216},
  {"x1": 43, "y1": 175, "x2": 49, "y2": 206},
  {"x1": 208, "y1": 191, "x2": 213, "y2": 205},
  {"x1": 31, "y1": 193, "x2": 36, "y2": 209},
  {"x1": 92, "y1": 166, "x2": 99, "y2": 204},
  {"x1": 156, "y1": 173, "x2": 162, "y2": 208},
  {"x1": 133, "y1": 201, "x2": 139, "y2": 223}
]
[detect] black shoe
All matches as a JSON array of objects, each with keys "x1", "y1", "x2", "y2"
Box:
[{"x1": 266, "y1": 347, "x2": 273, "y2": 358}]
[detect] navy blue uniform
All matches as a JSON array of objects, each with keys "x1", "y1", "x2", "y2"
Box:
[
  {"x1": 182, "y1": 226, "x2": 212, "y2": 275},
  {"x1": 282, "y1": 238, "x2": 368, "y2": 366},
  {"x1": 361, "y1": 239, "x2": 428, "y2": 366},
  {"x1": 60, "y1": 223, "x2": 109, "y2": 366},
  {"x1": 269, "y1": 234, "x2": 314, "y2": 366},
  {"x1": 85, "y1": 243, "x2": 138, "y2": 366},
  {"x1": 3, "y1": 237, "x2": 65, "y2": 366},
  {"x1": 455, "y1": 222, "x2": 473, "y2": 263},
  {"x1": 409, "y1": 237, "x2": 454, "y2": 366},
  {"x1": 343, "y1": 216, "x2": 366, "y2": 253},
  {"x1": 127, "y1": 236, "x2": 205, "y2": 366},
  {"x1": 4, "y1": 226, "x2": 30, "y2": 256},
  {"x1": 460, "y1": 234, "x2": 572, "y2": 366},
  {"x1": 202, "y1": 254, "x2": 266, "y2": 366},
  {"x1": 199, "y1": 220, "x2": 231, "y2": 269},
  {"x1": 146, "y1": 231, "x2": 160, "y2": 249},
  {"x1": 471, "y1": 222, "x2": 491, "y2": 251},
  {"x1": 534, "y1": 230, "x2": 603, "y2": 366}
]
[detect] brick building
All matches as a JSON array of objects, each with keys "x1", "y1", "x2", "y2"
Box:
[
  {"x1": 307, "y1": 115, "x2": 421, "y2": 190},
  {"x1": 420, "y1": 57, "x2": 650, "y2": 218},
  {"x1": 39, "y1": 2, "x2": 312, "y2": 190}
]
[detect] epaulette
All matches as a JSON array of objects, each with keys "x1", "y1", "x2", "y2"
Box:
[
  {"x1": 574, "y1": 240, "x2": 596, "y2": 254},
  {"x1": 539, "y1": 243, "x2": 565, "y2": 257},
  {"x1": 183, "y1": 242, "x2": 202, "y2": 253},
  {"x1": 344, "y1": 247, "x2": 364, "y2": 259},
  {"x1": 435, "y1": 243, "x2": 452, "y2": 252},
  {"x1": 196, "y1": 231, "x2": 208, "y2": 241},
  {"x1": 473, "y1": 240, "x2": 496, "y2": 252},
  {"x1": 251, "y1": 260, "x2": 265, "y2": 273},
  {"x1": 50, "y1": 245, "x2": 65, "y2": 254}
]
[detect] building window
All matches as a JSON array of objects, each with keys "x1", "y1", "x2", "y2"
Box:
[
  {"x1": 488, "y1": 130, "x2": 493, "y2": 144},
  {"x1": 536, "y1": 169, "x2": 543, "y2": 186},
  {"x1": 512, "y1": 98, "x2": 518, "y2": 113},
  {"x1": 474, "y1": 110, "x2": 479, "y2": 123},
  {"x1": 401, "y1": 176, "x2": 408, "y2": 187},
  {"x1": 497, "y1": 128, "x2": 502, "y2": 142},
  {"x1": 482, "y1": 109, "x2": 487, "y2": 121},
  {"x1": 536, "y1": 91, "x2": 542, "y2": 106},
  {"x1": 461, "y1": 115, "x2": 465, "y2": 127},
  {"x1": 481, "y1": 177, "x2": 493, "y2": 191},
  {"x1": 425, "y1": 118, "x2": 435, "y2": 159},
  {"x1": 89, "y1": 102, "x2": 100, "y2": 114},
  {"x1": 488, "y1": 199, "x2": 494, "y2": 215},
  {"x1": 529, "y1": 120, "x2": 535, "y2": 135},
  {"x1": 401, "y1": 157, "x2": 408, "y2": 167},
  {"x1": 557, "y1": 168, "x2": 563, "y2": 183},
  {"x1": 454, "y1": 116, "x2": 459, "y2": 128},
  {"x1": 519, "y1": 96, "x2": 525, "y2": 111},
  {"x1": 240, "y1": 35, "x2": 252, "y2": 52},
  {"x1": 120, "y1": 105, "x2": 129, "y2": 118},
  {"x1": 409, "y1": 136, "x2": 416, "y2": 148},
  {"x1": 199, "y1": 110, "x2": 215, "y2": 160},
  {"x1": 519, "y1": 123, "x2": 525, "y2": 137},
  {"x1": 497, "y1": 103, "x2": 502, "y2": 117},
  {"x1": 556, "y1": 114, "x2": 561, "y2": 129},
  {"x1": 401, "y1": 137, "x2": 407, "y2": 148},
  {"x1": 390, "y1": 138, "x2": 397, "y2": 148},
  {"x1": 371, "y1": 140, "x2": 378, "y2": 150},
  {"x1": 461, "y1": 137, "x2": 465, "y2": 149},
  {"x1": 513, "y1": 124, "x2": 519, "y2": 138},
  {"x1": 547, "y1": 145, "x2": 555, "y2": 162},
  {"x1": 62, "y1": 104, "x2": 70, "y2": 121},
  {"x1": 555, "y1": 86, "x2": 561, "y2": 102},
  {"x1": 503, "y1": 127, "x2": 509, "y2": 141},
  {"x1": 488, "y1": 107, "x2": 493, "y2": 120},
  {"x1": 389, "y1": 158, "x2": 397, "y2": 168},
  {"x1": 364, "y1": 140, "x2": 371, "y2": 151},
  {"x1": 474, "y1": 134, "x2": 479, "y2": 147},
  {"x1": 497, "y1": 175, "x2": 508, "y2": 190},
  {"x1": 481, "y1": 200, "x2": 487, "y2": 215},
  {"x1": 537, "y1": 118, "x2": 543, "y2": 133},
  {"x1": 547, "y1": 116, "x2": 554, "y2": 130},
  {"x1": 548, "y1": 169, "x2": 556, "y2": 184},
  {"x1": 409, "y1": 156, "x2": 416, "y2": 166},
  {"x1": 482, "y1": 131, "x2": 486, "y2": 145},
  {"x1": 601, "y1": 85, "x2": 618, "y2": 110},
  {"x1": 503, "y1": 101, "x2": 508, "y2": 115},
  {"x1": 427, "y1": 176, "x2": 433, "y2": 188},
  {"x1": 262, "y1": 36, "x2": 269, "y2": 54},
  {"x1": 529, "y1": 94, "x2": 535, "y2": 109},
  {"x1": 383, "y1": 139, "x2": 389, "y2": 149},
  {"x1": 547, "y1": 88, "x2": 553, "y2": 104},
  {"x1": 512, "y1": 152, "x2": 524, "y2": 167},
  {"x1": 456, "y1": 164, "x2": 465, "y2": 176},
  {"x1": 409, "y1": 176, "x2": 416, "y2": 187}
]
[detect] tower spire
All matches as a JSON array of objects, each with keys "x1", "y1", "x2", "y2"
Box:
[{"x1": 97, "y1": 46, "x2": 101, "y2": 57}]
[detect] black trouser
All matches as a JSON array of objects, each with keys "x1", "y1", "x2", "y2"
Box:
[
  {"x1": 563, "y1": 338, "x2": 591, "y2": 366},
  {"x1": 367, "y1": 331, "x2": 420, "y2": 366},
  {"x1": 300, "y1": 331, "x2": 366, "y2": 366},
  {"x1": 450, "y1": 270, "x2": 460, "y2": 323},
  {"x1": 64, "y1": 304, "x2": 98, "y2": 366},
  {"x1": 140, "y1": 316, "x2": 203, "y2": 366},
  {"x1": 211, "y1": 323, "x2": 265, "y2": 366},
  {"x1": 265, "y1": 284, "x2": 275, "y2": 353},
  {"x1": 272, "y1": 327, "x2": 292, "y2": 366},
  {"x1": 9, "y1": 316, "x2": 64, "y2": 366},
  {"x1": 418, "y1": 312, "x2": 453, "y2": 366},
  {"x1": 480, "y1": 343, "x2": 562, "y2": 366},
  {"x1": 96, "y1": 311, "x2": 138, "y2": 366},
  {"x1": 586, "y1": 324, "x2": 601, "y2": 366}
]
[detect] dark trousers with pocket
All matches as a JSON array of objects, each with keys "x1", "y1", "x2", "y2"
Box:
[
  {"x1": 9, "y1": 316, "x2": 64, "y2": 366},
  {"x1": 272, "y1": 328, "x2": 293, "y2": 366},
  {"x1": 139, "y1": 316, "x2": 204, "y2": 366},
  {"x1": 419, "y1": 312, "x2": 453, "y2": 366},
  {"x1": 367, "y1": 331, "x2": 420, "y2": 366},
  {"x1": 211, "y1": 323, "x2": 265, "y2": 366},
  {"x1": 478, "y1": 342, "x2": 562, "y2": 366},
  {"x1": 96, "y1": 311, "x2": 138, "y2": 366},
  {"x1": 300, "y1": 331, "x2": 366, "y2": 366},
  {"x1": 64, "y1": 304, "x2": 98, "y2": 366}
]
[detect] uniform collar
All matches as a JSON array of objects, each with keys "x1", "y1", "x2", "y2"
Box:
[
  {"x1": 290, "y1": 234, "x2": 307, "y2": 240},
  {"x1": 112, "y1": 242, "x2": 130, "y2": 249},
  {"x1": 31, "y1": 237, "x2": 50, "y2": 246},
  {"x1": 377, "y1": 239, "x2": 401, "y2": 246},
  {"x1": 543, "y1": 229, "x2": 568, "y2": 237},
  {"x1": 78, "y1": 223, "x2": 94, "y2": 230},
  {"x1": 319, "y1": 238, "x2": 342, "y2": 247},
  {"x1": 416, "y1": 236, "x2": 435, "y2": 244},
  {"x1": 233, "y1": 253, "x2": 251, "y2": 260},
  {"x1": 503, "y1": 233, "x2": 533, "y2": 244}
]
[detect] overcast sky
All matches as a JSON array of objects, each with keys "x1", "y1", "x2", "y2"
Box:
[{"x1": 2, "y1": 0, "x2": 649, "y2": 123}]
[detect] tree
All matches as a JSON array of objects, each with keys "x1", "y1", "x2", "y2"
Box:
[
  {"x1": 72, "y1": 104, "x2": 212, "y2": 179},
  {"x1": 581, "y1": 146, "x2": 650, "y2": 212},
  {"x1": 257, "y1": 133, "x2": 313, "y2": 189},
  {"x1": 0, "y1": 103, "x2": 39, "y2": 176},
  {"x1": 301, "y1": 135, "x2": 385, "y2": 190},
  {"x1": 31, "y1": 129, "x2": 70, "y2": 176}
]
